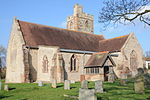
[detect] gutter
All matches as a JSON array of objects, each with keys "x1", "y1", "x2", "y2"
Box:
[{"x1": 60, "y1": 49, "x2": 97, "y2": 54}]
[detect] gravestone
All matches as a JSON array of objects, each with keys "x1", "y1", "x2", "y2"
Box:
[
  {"x1": 95, "y1": 80, "x2": 103, "y2": 93},
  {"x1": 134, "y1": 68, "x2": 144, "y2": 93},
  {"x1": 4, "y1": 85, "x2": 9, "y2": 91},
  {"x1": 79, "y1": 88, "x2": 97, "y2": 100},
  {"x1": 38, "y1": 81, "x2": 43, "y2": 87},
  {"x1": 0, "y1": 80, "x2": 2, "y2": 90},
  {"x1": 120, "y1": 79, "x2": 126, "y2": 86},
  {"x1": 134, "y1": 75, "x2": 144, "y2": 93},
  {"x1": 81, "y1": 80, "x2": 88, "y2": 89},
  {"x1": 51, "y1": 80, "x2": 57, "y2": 88},
  {"x1": 143, "y1": 69, "x2": 150, "y2": 89},
  {"x1": 64, "y1": 80, "x2": 70, "y2": 90},
  {"x1": 108, "y1": 69, "x2": 115, "y2": 83},
  {"x1": 70, "y1": 80, "x2": 75, "y2": 84}
]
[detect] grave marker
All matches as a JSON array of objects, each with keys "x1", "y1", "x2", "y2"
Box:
[
  {"x1": 38, "y1": 81, "x2": 43, "y2": 87},
  {"x1": 64, "y1": 80, "x2": 70, "y2": 90},
  {"x1": 4, "y1": 85, "x2": 9, "y2": 91},
  {"x1": 81, "y1": 80, "x2": 88, "y2": 89},
  {"x1": 51, "y1": 80, "x2": 57, "y2": 88},
  {"x1": 95, "y1": 80, "x2": 103, "y2": 93},
  {"x1": 79, "y1": 88, "x2": 97, "y2": 100}
]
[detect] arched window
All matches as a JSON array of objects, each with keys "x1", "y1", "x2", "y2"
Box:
[
  {"x1": 130, "y1": 50, "x2": 138, "y2": 70},
  {"x1": 70, "y1": 21, "x2": 73, "y2": 29},
  {"x1": 85, "y1": 20, "x2": 89, "y2": 28},
  {"x1": 42, "y1": 55, "x2": 49, "y2": 73},
  {"x1": 70, "y1": 54, "x2": 76, "y2": 72}
]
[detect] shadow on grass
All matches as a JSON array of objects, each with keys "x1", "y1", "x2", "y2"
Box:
[
  {"x1": 9, "y1": 87, "x2": 16, "y2": 91},
  {"x1": 70, "y1": 87, "x2": 76, "y2": 89},
  {"x1": 0, "y1": 95, "x2": 13, "y2": 99},
  {"x1": 147, "y1": 96, "x2": 150, "y2": 100},
  {"x1": 57, "y1": 84, "x2": 64, "y2": 88},
  {"x1": 20, "y1": 98, "x2": 29, "y2": 100},
  {"x1": 145, "y1": 91, "x2": 150, "y2": 94},
  {"x1": 97, "y1": 97, "x2": 102, "y2": 100},
  {"x1": 88, "y1": 88, "x2": 94, "y2": 89},
  {"x1": 104, "y1": 87, "x2": 131, "y2": 92}
]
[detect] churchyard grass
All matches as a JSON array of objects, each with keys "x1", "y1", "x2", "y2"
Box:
[{"x1": 0, "y1": 80, "x2": 150, "y2": 100}]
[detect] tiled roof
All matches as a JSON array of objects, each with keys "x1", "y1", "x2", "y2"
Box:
[
  {"x1": 99, "y1": 35, "x2": 129, "y2": 52},
  {"x1": 85, "y1": 51, "x2": 115, "y2": 67},
  {"x1": 18, "y1": 20, "x2": 104, "y2": 52},
  {"x1": 18, "y1": 20, "x2": 129, "y2": 52},
  {"x1": 145, "y1": 57, "x2": 150, "y2": 61}
]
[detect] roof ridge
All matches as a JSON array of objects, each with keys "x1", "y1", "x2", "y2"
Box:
[
  {"x1": 99, "y1": 34, "x2": 129, "y2": 42},
  {"x1": 18, "y1": 20, "x2": 104, "y2": 37}
]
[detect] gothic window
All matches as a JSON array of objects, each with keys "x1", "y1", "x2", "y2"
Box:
[
  {"x1": 85, "y1": 20, "x2": 89, "y2": 28},
  {"x1": 70, "y1": 21, "x2": 73, "y2": 29},
  {"x1": 130, "y1": 50, "x2": 138, "y2": 70},
  {"x1": 42, "y1": 55, "x2": 49, "y2": 73},
  {"x1": 70, "y1": 54, "x2": 77, "y2": 72}
]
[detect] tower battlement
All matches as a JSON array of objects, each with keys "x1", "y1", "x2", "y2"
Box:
[{"x1": 67, "y1": 4, "x2": 94, "y2": 33}]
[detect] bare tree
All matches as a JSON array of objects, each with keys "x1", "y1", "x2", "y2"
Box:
[
  {"x1": 0, "y1": 45, "x2": 6, "y2": 68},
  {"x1": 145, "y1": 51, "x2": 150, "y2": 57},
  {"x1": 99, "y1": 0, "x2": 150, "y2": 27},
  {"x1": 0, "y1": 45, "x2": 6, "y2": 57}
]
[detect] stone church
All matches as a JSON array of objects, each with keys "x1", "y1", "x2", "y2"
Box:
[{"x1": 6, "y1": 4, "x2": 143, "y2": 83}]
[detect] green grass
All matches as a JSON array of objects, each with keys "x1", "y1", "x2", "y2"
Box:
[{"x1": 0, "y1": 80, "x2": 150, "y2": 100}]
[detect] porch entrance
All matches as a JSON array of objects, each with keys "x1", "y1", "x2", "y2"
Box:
[{"x1": 104, "y1": 66, "x2": 109, "y2": 81}]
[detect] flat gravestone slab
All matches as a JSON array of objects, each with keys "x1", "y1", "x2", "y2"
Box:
[
  {"x1": 79, "y1": 88, "x2": 97, "y2": 100},
  {"x1": 81, "y1": 80, "x2": 88, "y2": 89},
  {"x1": 64, "y1": 80, "x2": 70, "y2": 90},
  {"x1": 51, "y1": 80, "x2": 57, "y2": 88},
  {"x1": 95, "y1": 80, "x2": 103, "y2": 93}
]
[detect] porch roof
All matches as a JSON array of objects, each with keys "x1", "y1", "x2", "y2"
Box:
[{"x1": 84, "y1": 51, "x2": 116, "y2": 68}]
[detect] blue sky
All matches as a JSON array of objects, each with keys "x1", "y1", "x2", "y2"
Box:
[{"x1": 0, "y1": 0, "x2": 149, "y2": 53}]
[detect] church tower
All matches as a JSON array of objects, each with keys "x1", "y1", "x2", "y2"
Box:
[{"x1": 67, "y1": 4, "x2": 94, "y2": 33}]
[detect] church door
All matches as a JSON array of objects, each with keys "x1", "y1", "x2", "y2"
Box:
[{"x1": 104, "y1": 66, "x2": 109, "y2": 81}]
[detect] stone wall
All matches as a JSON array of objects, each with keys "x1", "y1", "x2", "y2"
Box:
[
  {"x1": 28, "y1": 49, "x2": 38, "y2": 82},
  {"x1": 37, "y1": 46, "x2": 59, "y2": 82},
  {"x1": 84, "y1": 74, "x2": 104, "y2": 81},
  {"x1": 6, "y1": 18, "x2": 25, "y2": 83},
  {"x1": 36, "y1": 47, "x2": 92, "y2": 83},
  {"x1": 112, "y1": 33, "x2": 144, "y2": 78},
  {"x1": 61, "y1": 53, "x2": 91, "y2": 82}
]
